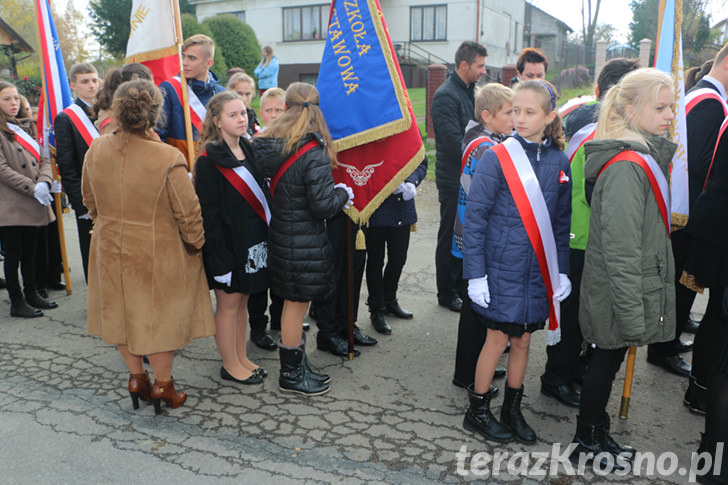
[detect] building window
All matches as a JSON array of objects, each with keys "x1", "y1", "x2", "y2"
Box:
[
  {"x1": 283, "y1": 5, "x2": 326, "y2": 42},
  {"x1": 219, "y1": 11, "x2": 245, "y2": 23},
  {"x1": 410, "y1": 5, "x2": 446, "y2": 41}
]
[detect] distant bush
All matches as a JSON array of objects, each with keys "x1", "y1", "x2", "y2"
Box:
[
  {"x1": 553, "y1": 65, "x2": 590, "y2": 91},
  {"x1": 202, "y1": 15, "x2": 261, "y2": 82},
  {"x1": 181, "y1": 13, "x2": 228, "y2": 80},
  {"x1": 15, "y1": 76, "x2": 43, "y2": 105}
]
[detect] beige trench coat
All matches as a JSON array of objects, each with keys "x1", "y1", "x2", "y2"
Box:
[{"x1": 82, "y1": 130, "x2": 215, "y2": 354}]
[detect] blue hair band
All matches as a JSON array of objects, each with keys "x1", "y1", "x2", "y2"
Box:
[{"x1": 539, "y1": 81, "x2": 556, "y2": 111}]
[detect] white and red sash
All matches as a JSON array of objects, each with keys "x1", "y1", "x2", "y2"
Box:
[
  {"x1": 213, "y1": 161, "x2": 271, "y2": 225},
  {"x1": 565, "y1": 122, "x2": 597, "y2": 163},
  {"x1": 7, "y1": 123, "x2": 40, "y2": 162},
  {"x1": 492, "y1": 138, "x2": 562, "y2": 345},
  {"x1": 62, "y1": 104, "x2": 99, "y2": 147},
  {"x1": 170, "y1": 76, "x2": 205, "y2": 132},
  {"x1": 685, "y1": 88, "x2": 728, "y2": 117},
  {"x1": 704, "y1": 117, "x2": 728, "y2": 190},
  {"x1": 460, "y1": 136, "x2": 494, "y2": 173},
  {"x1": 599, "y1": 150, "x2": 670, "y2": 233}
]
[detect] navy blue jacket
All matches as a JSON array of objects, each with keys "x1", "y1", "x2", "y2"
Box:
[
  {"x1": 369, "y1": 156, "x2": 428, "y2": 227},
  {"x1": 462, "y1": 134, "x2": 571, "y2": 324}
]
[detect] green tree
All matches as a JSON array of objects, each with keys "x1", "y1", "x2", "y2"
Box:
[
  {"x1": 180, "y1": 14, "x2": 228, "y2": 80},
  {"x1": 89, "y1": 0, "x2": 195, "y2": 59},
  {"x1": 202, "y1": 14, "x2": 260, "y2": 77}
]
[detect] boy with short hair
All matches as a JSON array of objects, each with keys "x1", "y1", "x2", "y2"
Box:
[
  {"x1": 258, "y1": 87, "x2": 286, "y2": 129},
  {"x1": 157, "y1": 34, "x2": 225, "y2": 161},
  {"x1": 452, "y1": 82, "x2": 514, "y2": 390},
  {"x1": 55, "y1": 62, "x2": 100, "y2": 281}
]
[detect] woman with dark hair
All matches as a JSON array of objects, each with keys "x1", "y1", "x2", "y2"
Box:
[
  {"x1": 0, "y1": 81, "x2": 57, "y2": 318},
  {"x1": 83, "y1": 79, "x2": 215, "y2": 414},
  {"x1": 93, "y1": 63, "x2": 153, "y2": 134}
]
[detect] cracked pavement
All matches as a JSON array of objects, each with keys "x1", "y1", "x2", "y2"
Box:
[{"x1": 0, "y1": 179, "x2": 707, "y2": 483}]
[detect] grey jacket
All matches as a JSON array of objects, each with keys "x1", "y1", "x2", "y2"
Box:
[{"x1": 579, "y1": 134, "x2": 676, "y2": 349}]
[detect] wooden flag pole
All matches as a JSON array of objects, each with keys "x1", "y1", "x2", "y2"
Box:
[
  {"x1": 172, "y1": 0, "x2": 196, "y2": 168},
  {"x1": 34, "y1": 0, "x2": 72, "y2": 295},
  {"x1": 619, "y1": 346, "x2": 637, "y2": 419}
]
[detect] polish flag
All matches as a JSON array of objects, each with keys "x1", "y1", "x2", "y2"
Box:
[{"x1": 125, "y1": 0, "x2": 180, "y2": 86}]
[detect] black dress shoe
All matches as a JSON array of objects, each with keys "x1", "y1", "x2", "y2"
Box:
[
  {"x1": 494, "y1": 366, "x2": 506, "y2": 379},
  {"x1": 351, "y1": 326, "x2": 377, "y2": 346},
  {"x1": 683, "y1": 318, "x2": 700, "y2": 334},
  {"x1": 25, "y1": 291, "x2": 58, "y2": 309},
  {"x1": 10, "y1": 300, "x2": 43, "y2": 318},
  {"x1": 438, "y1": 296, "x2": 462, "y2": 313},
  {"x1": 540, "y1": 376, "x2": 581, "y2": 407},
  {"x1": 37, "y1": 288, "x2": 49, "y2": 299},
  {"x1": 316, "y1": 333, "x2": 360, "y2": 357},
  {"x1": 370, "y1": 311, "x2": 392, "y2": 335},
  {"x1": 50, "y1": 282, "x2": 66, "y2": 291},
  {"x1": 646, "y1": 351, "x2": 691, "y2": 377},
  {"x1": 251, "y1": 331, "x2": 277, "y2": 351},
  {"x1": 666, "y1": 339, "x2": 694, "y2": 353},
  {"x1": 220, "y1": 366, "x2": 263, "y2": 385},
  {"x1": 384, "y1": 300, "x2": 413, "y2": 319}
]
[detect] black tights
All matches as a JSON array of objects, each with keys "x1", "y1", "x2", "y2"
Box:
[{"x1": 579, "y1": 346, "x2": 628, "y2": 424}]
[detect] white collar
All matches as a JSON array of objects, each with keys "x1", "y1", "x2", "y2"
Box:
[{"x1": 702, "y1": 75, "x2": 727, "y2": 101}]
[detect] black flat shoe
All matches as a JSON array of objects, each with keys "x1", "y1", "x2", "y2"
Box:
[
  {"x1": 251, "y1": 331, "x2": 277, "y2": 351},
  {"x1": 683, "y1": 318, "x2": 700, "y2": 334},
  {"x1": 220, "y1": 366, "x2": 263, "y2": 385},
  {"x1": 540, "y1": 377, "x2": 581, "y2": 407},
  {"x1": 438, "y1": 296, "x2": 462, "y2": 313},
  {"x1": 370, "y1": 311, "x2": 392, "y2": 335},
  {"x1": 352, "y1": 326, "x2": 377, "y2": 346},
  {"x1": 384, "y1": 300, "x2": 413, "y2": 319},
  {"x1": 646, "y1": 351, "x2": 691, "y2": 377},
  {"x1": 317, "y1": 333, "x2": 360, "y2": 357},
  {"x1": 253, "y1": 367, "x2": 268, "y2": 378}
]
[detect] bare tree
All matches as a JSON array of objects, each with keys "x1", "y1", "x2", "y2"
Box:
[{"x1": 581, "y1": 0, "x2": 603, "y2": 63}]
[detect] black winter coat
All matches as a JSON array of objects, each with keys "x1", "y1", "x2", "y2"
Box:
[
  {"x1": 431, "y1": 73, "x2": 475, "y2": 190},
  {"x1": 195, "y1": 138, "x2": 269, "y2": 294},
  {"x1": 55, "y1": 98, "x2": 95, "y2": 216},
  {"x1": 253, "y1": 133, "x2": 348, "y2": 301}
]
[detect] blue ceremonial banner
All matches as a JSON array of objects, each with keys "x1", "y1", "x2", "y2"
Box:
[{"x1": 318, "y1": 0, "x2": 413, "y2": 151}]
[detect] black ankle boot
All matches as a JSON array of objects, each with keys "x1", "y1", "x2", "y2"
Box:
[
  {"x1": 500, "y1": 385, "x2": 536, "y2": 444},
  {"x1": 298, "y1": 336, "x2": 331, "y2": 385},
  {"x1": 569, "y1": 416, "x2": 629, "y2": 471},
  {"x1": 278, "y1": 344, "x2": 329, "y2": 396},
  {"x1": 10, "y1": 298, "x2": 43, "y2": 318},
  {"x1": 463, "y1": 384, "x2": 514, "y2": 443},
  {"x1": 601, "y1": 413, "x2": 635, "y2": 461},
  {"x1": 370, "y1": 309, "x2": 391, "y2": 335},
  {"x1": 25, "y1": 290, "x2": 58, "y2": 309}
]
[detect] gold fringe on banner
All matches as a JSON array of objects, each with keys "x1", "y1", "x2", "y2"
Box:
[
  {"x1": 671, "y1": 212, "x2": 688, "y2": 232},
  {"x1": 679, "y1": 271, "x2": 704, "y2": 294},
  {"x1": 126, "y1": 45, "x2": 178, "y2": 64},
  {"x1": 331, "y1": 0, "x2": 414, "y2": 152}
]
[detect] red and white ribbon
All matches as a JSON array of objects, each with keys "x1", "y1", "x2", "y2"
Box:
[
  {"x1": 63, "y1": 104, "x2": 99, "y2": 147},
  {"x1": 685, "y1": 88, "x2": 728, "y2": 117},
  {"x1": 493, "y1": 138, "x2": 562, "y2": 345},
  {"x1": 214, "y1": 162, "x2": 270, "y2": 225},
  {"x1": 170, "y1": 76, "x2": 205, "y2": 131},
  {"x1": 7, "y1": 123, "x2": 40, "y2": 162},
  {"x1": 565, "y1": 122, "x2": 596, "y2": 163}
]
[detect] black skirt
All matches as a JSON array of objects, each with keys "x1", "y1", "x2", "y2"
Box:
[{"x1": 484, "y1": 319, "x2": 545, "y2": 338}]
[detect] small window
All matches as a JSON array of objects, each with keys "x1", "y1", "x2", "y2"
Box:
[
  {"x1": 410, "y1": 5, "x2": 446, "y2": 41},
  {"x1": 283, "y1": 5, "x2": 327, "y2": 42},
  {"x1": 220, "y1": 10, "x2": 245, "y2": 23}
]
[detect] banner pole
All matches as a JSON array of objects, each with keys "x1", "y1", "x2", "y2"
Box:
[
  {"x1": 172, "y1": 0, "x2": 196, "y2": 168},
  {"x1": 34, "y1": 0, "x2": 72, "y2": 295},
  {"x1": 346, "y1": 217, "x2": 355, "y2": 360}
]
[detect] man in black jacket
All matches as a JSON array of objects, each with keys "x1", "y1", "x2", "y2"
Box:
[
  {"x1": 432, "y1": 41, "x2": 487, "y2": 313},
  {"x1": 54, "y1": 63, "x2": 99, "y2": 281}
]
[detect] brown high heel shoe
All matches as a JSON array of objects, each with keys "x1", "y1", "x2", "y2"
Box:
[
  {"x1": 128, "y1": 371, "x2": 152, "y2": 410},
  {"x1": 150, "y1": 377, "x2": 187, "y2": 415}
]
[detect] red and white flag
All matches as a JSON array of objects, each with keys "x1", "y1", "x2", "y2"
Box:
[{"x1": 125, "y1": 0, "x2": 179, "y2": 85}]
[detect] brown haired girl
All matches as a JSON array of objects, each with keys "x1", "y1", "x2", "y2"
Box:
[{"x1": 254, "y1": 82, "x2": 353, "y2": 396}]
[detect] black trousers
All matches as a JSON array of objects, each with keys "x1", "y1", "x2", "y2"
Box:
[
  {"x1": 365, "y1": 224, "x2": 410, "y2": 308},
  {"x1": 247, "y1": 289, "x2": 283, "y2": 333},
  {"x1": 703, "y1": 361, "x2": 728, "y2": 482},
  {"x1": 650, "y1": 229, "x2": 693, "y2": 354},
  {"x1": 76, "y1": 215, "x2": 92, "y2": 282},
  {"x1": 0, "y1": 226, "x2": 39, "y2": 301},
  {"x1": 435, "y1": 186, "x2": 462, "y2": 301},
  {"x1": 453, "y1": 289, "x2": 487, "y2": 387},
  {"x1": 693, "y1": 288, "x2": 724, "y2": 388},
  {"x1": 315, "y1": 213, "x2": 366, "y2": 338},
  {"x1": 579, "y1": 346, "x2": 628, "y2": 425},
  {"x1": 35, "y1": 221, "x2": 63, "y2": 289},
  {"x1": 544, "y1": 248, "x2": 587, "y2": 385}
]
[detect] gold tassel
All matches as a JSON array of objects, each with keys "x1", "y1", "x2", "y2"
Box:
[
  {"x1": 410, "y1": 222, "x2": 417, "y2": 232},
  {"x1": 355, "y1": 228, "x2": 366, "y2": 250}
]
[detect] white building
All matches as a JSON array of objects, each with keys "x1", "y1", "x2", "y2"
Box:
[{"x1": 191, "y1": 0, "x2": 526, "y2": 87}]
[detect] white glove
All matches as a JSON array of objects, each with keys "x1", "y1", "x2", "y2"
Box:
[
  {"x1": 393, "y1": 183, "x2": 406, "y2": 194},
  {"x1": 553, "y1": 273, "x2": 572, "y2": 302},
  {"x1": 401, "y1": 182, "x2": 417, "y2": 201},
  {"x1": 213, "y1": 272, "x2": 232, "y2": 287},
  {"x1": 33, "y1": 182, "x2": 53, "y2": 206},
  {"x1": 50, "y1": 180, "x2": 63, "y2": 194},
  {"x1": 334, "y1": 182, "x2": 354, "y2": 209},
  {"x1": 78, "y1": 213, "x2": 92, "y2": 220},
  {"x1": 468, "y1": 276, "x2": 490, "y2": 309}
]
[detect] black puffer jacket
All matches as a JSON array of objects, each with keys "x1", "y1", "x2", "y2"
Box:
[{"x1": 254, "y1": 133, "x2": 348, "y2": 301}]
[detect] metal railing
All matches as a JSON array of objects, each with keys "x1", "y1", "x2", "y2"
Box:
[{"x1": 392, "y1": 41, "x2": 452, "y2": 69}]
